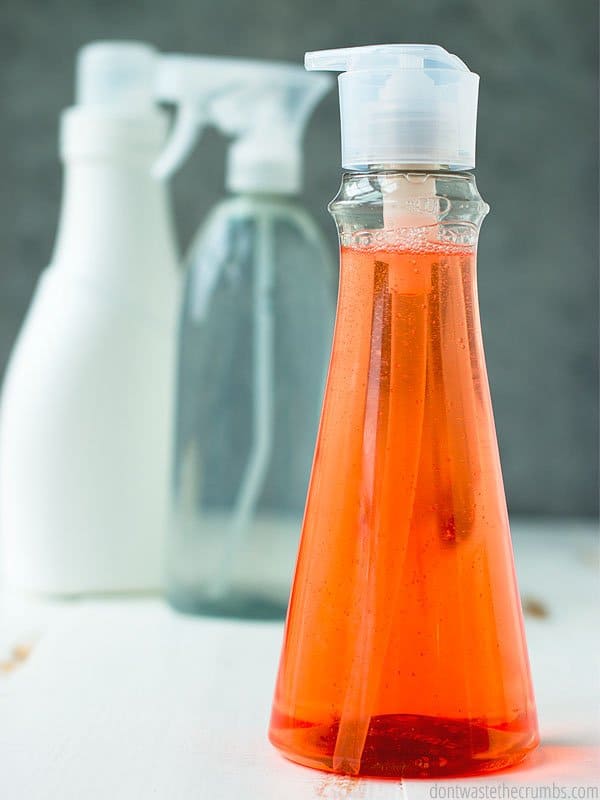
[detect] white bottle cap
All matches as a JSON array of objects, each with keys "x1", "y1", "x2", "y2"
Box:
[
  {"x1": 77, "y1": 41, "x2": 158, "y2": 110},
  {"x1": 63, "y1": 41, "x2": 167, "y2": 163},
  {"x1": 305, "y1": 44, "x2": 479, "y2": 171}
]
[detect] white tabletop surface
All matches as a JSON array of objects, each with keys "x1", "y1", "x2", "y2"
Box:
[{"x1": 0, "y1": 519, "x2": 598, "y2": 799}]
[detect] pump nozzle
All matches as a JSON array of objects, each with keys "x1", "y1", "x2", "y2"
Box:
[{"x1": 305, "y1": 44, "x2": 479, "y2": 170}]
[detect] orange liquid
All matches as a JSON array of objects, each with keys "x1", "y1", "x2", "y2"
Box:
[{"x1": 269, "y1": 243, "x2": 539, "y2": 778}]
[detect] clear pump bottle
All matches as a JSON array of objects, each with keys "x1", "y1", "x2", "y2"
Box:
[
  {"x1": 161, "y1": 59, "x2": 335, "y2": 618},
  {"x1": 269, "y1": 45, "x2": 539, "y2": 777}
]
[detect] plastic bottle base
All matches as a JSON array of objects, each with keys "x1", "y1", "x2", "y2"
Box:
[
  {"x1": 166, "y1": 587, "x2": 288, "y2": 621},
  {"x1": 269, "y1": 713, "x2": 539, "y2": 778}
]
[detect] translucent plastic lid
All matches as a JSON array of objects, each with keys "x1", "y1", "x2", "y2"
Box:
[{"x1": 305, "y1": 44, "x2": 480, "y2": 170}]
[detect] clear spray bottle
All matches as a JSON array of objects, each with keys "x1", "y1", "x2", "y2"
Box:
[
  {"x1": 155, "y1": 56, "x2": 335, "y2": 618},
  {"x1": 270, "y1": 45, "x2": 539, "y2": 777}
]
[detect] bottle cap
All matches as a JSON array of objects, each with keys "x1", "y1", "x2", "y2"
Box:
[
  {"x1": 305, "y1": 44, "x2": 479, "y2": 170},
  {"x1": 77, "y1": 41, "x2": 158, "y2": 111},
  {"x1": 62, "y1": 41, "x2": 167, "y2": 163}
]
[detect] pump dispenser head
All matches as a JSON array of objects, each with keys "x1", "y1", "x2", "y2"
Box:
[{"x1": 305, "y1": 44, "x2": 479, "y2": 171}]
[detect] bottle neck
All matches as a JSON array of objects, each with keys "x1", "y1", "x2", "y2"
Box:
[
  {"x1": 50, "y1": 108, "x2": 179, "y2": 295},
  {"x1": 330, "y1": 169, "x2": 488, "y2": 247}
]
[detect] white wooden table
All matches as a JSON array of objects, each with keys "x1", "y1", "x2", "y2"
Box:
[{"x1": 0, "y1": 519, "x2": 598, "y2": 799}]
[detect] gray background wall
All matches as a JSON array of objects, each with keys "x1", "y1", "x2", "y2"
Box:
[{"x1": 1, "y1": 0, "x2": 597, "y2": 516}]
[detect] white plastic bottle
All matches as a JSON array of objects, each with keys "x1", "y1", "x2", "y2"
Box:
[{"x1": 0, "y1": 42, "x2": 181, "y2": 594}]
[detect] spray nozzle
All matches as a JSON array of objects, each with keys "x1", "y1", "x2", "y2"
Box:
[{"x1": 305, "y1": 44, "x2": 480, "y2": 171}]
